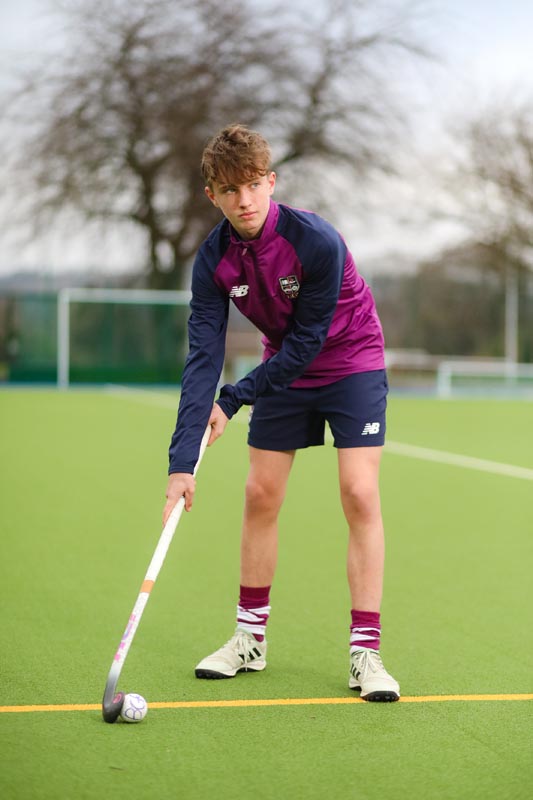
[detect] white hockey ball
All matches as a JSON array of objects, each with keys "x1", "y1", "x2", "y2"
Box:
[{"x1": 120, "y1": 693, "x2": 148, "y2": 723}]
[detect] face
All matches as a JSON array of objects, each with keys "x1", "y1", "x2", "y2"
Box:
[{"x1": 205, "y1": 172, "x2": 276, "y2": 240}]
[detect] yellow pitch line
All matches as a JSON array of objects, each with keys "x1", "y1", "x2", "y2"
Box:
[{"x1": 1, "y1": 694, "x2": 532, "y2": 713}]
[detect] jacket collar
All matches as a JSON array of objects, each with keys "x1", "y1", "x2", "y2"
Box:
[{"x1": 229, "y1": 199, "x2": 279, "y2": 249}]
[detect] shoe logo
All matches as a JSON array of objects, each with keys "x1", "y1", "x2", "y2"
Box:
[
  {"x1": 361, "y1": 422, "x2": 380, "y2": 435},
  {"x1": 238, "y1": 648, "x2": 261, "y2": 663},
  {"x1": 229, "y1": 285, "x2": 249, "y2": 298}
]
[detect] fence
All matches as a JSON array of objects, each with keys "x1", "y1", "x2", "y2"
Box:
[
  {"x1": 0, "y1": 288, "x2": 263, "y2": 387},
  {"x1": 0, "y1": 289, "x2": 191, "y2": 385},
  {"x1": 1, "y1": 289, "x2": 532, "y2": 396}
]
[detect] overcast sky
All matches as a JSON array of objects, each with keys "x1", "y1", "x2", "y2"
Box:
[
  {"x1": 2, "y1": 0, "x2": 531, "y2": 86},
  {"x1": 440, "y1": 0, "x2": 533, "y2": 89},
  {"x1": 0, "y1": 0, "x2": 532, "y2": 274}
]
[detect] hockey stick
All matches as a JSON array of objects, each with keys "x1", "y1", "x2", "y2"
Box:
[{"x1": 102, "y1": 425, "x2": 211, "y2": 722}]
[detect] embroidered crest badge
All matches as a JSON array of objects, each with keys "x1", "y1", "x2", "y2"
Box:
[{"x1": 279, "y1": 275, "x2": 300, "y2": 299}]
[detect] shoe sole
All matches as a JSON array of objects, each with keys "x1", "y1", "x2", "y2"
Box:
[
  {"x1": 195, "y1": 665, "x2": 266, "y2": 679},
  {"x1": 361, "y1": 690, "x2": 400, "y2": 702},
  {"x1": 350, "y1": 683, "x2": 400, "y2": 702}
]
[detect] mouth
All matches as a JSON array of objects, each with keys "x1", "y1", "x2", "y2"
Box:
[{"x1": 239, "y1": 212, "x2": 256, "y2": 220}]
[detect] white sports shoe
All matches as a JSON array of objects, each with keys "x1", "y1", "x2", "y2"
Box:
[
  {"x1": 195, "y1": 629, "x2": 267, "y2": 679},
  {"x1": 349, "y1": 648, "x2": 400, "y2": 702}
]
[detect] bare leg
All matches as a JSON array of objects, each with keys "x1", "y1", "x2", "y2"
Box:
[
  {"x1": 338, "y1": 447, "x2": 384, "y2": 611},
  {"x1": 241, "y1": 447, "x2": 295, "y2": 587}
]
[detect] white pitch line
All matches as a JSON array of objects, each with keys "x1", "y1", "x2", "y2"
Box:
[
  {"x1": 385, "y1": 440, "x2": 533, "y2": 481},
  {"x1": 105, "y1": 386, "x2": 533, "y2": 482},
  {"x1": 104, "y1": 384, "x2": 179, "y2": 409}
]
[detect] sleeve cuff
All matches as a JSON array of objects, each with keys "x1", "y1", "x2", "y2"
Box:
[
  {"x1": 216, "y1": 386, "x2": 241, "y2": 419},
  {"x1": 168, "y1": 464, "x2": 195, "y2": 476}
]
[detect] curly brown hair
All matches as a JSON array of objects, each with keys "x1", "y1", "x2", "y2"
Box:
[{"x1": 201, "y1": 124, "x2": 272, "y2": 188}]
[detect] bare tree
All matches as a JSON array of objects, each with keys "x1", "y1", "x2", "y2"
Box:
[
  {"x1": 440, "y1": 97, "x2": 533, "y2": 262},
  {"x1": 433, "y1": 96, "x2": 533, "y2": 360},
  {"x1": 2, "y1": 0, "x2": 433, "y2": 288}
]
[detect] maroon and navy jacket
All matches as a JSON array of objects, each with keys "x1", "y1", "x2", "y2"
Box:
[{"x1": 169, "y1": 200, "x2": 385, "y2": 474}]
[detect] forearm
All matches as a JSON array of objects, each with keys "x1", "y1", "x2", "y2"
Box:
[
  {"x1": 216, "y1": 318, "x2": 331, "y2": 418},
  {"x1": 169, "y1": 335, "x2": 226, "y2": 473},
  {"x1": 168, "y1": 372, "x2": 218, "y2": 473}
]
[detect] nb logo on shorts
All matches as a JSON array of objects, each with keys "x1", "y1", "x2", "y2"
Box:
[
  {"x1": 229, "y1": 285, "x2": 249, "y2": 298},
  {"x1": 361, "y1": 422, "x2": 380, "y2": 435}
]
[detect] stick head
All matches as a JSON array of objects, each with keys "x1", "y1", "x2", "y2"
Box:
[{"x1": 102, "y1": 690, "x2": 125, "y2": 723}]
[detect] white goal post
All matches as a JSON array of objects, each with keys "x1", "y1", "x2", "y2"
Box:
[
  {"x1": 57, "y1": 288, "x2": 191, "y2": 388},
  {"x1": 436, "y1": 359, "x2": 533, "y2": 398}
]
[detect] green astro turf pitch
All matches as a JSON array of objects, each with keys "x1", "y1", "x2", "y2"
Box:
[{"x1": 1, "y1": 389, "x2": 532, "y2": 800}]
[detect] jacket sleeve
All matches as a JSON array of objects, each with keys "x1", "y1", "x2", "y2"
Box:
[
  {"x1": 216, "y1": 234, "x2": 346, "y2": 419},
  {"x1": 168, "y1": 252, "x2": 229, "y2": 474}
]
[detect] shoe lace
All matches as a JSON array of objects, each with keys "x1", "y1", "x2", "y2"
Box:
[
  {"x1": 352, "y1": 648, "x2": 383, "y2": 679},
  {"x1": 227, "y1": 629, "x2": 254, "y2": 666}
]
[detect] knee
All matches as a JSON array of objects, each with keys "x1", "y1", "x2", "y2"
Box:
[
  {"x1": 340, "y1": 480, "x2": 380, "y2": 522},
  {"x1": 245, "y1": 474, "x2": 284, "y2": 516}
]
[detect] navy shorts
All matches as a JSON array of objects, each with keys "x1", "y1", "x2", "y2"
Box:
[{"x1": 248, "y1": 369, "x2": 388, "y2": 451}]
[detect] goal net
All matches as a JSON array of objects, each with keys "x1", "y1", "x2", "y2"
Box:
[
  {"x1": 436, "y1": 360, "x2": 533, "y2": 398},
  {"x1": 57, "y1": 288, "x2": 192, "y2": 387}
]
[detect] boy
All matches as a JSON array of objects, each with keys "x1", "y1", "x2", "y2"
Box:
[{"x1": 164, "y1": 124, "x2": 399, "y2": 701}]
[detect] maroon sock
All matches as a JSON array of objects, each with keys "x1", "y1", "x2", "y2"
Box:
[
  {"x1": 350, "y1": 609, "x2": 381, "y2": 651},
  {"x1": 237, "y1": 585, "x2": 271, "y2": 642}
]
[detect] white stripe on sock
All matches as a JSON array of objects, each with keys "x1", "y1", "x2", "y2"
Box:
[
  {"x1": 236, "y1": 604, "x2": 271, "y2": 637},
  {"x1": 350, "y1": 626, "x2": 380, "y2": 647}
]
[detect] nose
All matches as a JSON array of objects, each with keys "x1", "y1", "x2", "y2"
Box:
[{"x1": 237, "y1": 188, "x2": 252, "y2": 207}]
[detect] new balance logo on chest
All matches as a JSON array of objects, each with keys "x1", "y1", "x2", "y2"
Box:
[
  {"x1": 229, "y1": 285, "x2": 249, "y2": 298},
  {"x1": 361, "y1": 422, "x2": 380, "y2": 435}
]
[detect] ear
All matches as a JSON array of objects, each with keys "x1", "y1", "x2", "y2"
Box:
[
  {"x1": 205, "y1": 186, "x2": 219, "y2": 207},
  {"x1": 267, "y1": 172, "x2": 276, "y2": 195}
]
